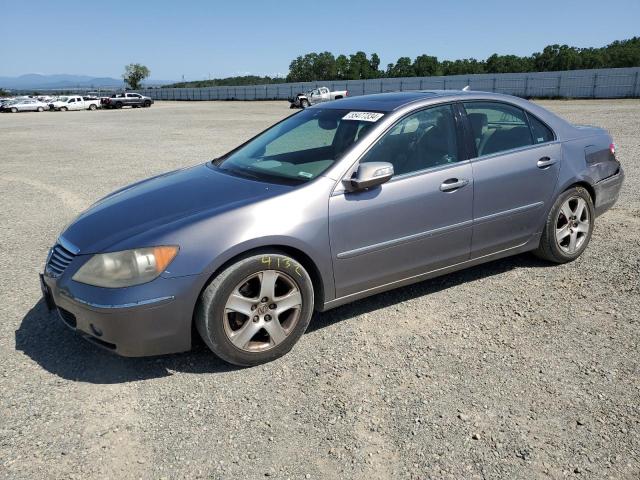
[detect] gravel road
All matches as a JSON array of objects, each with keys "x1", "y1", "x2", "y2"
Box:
[{"x1": 0, "y1": 100, "x2": 638, "y2": 479}]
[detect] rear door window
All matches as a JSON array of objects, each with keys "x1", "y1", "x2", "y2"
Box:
[{"x1": 463, "y1": 102, "x2": 533, "y2": 156}]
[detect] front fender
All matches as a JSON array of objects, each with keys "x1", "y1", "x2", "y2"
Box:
[
  {"x1": 151, "y1": 177, "x2": 337, "y2": 303},
  {"x1": 194, "y1": 234, "x2": 333, "y2": 304}
]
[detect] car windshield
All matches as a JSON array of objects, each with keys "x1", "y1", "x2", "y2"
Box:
[
  {"x1": 216, "y1": 108, "x2": 383, "y2": 185},
  {"x1": 58, "y1": 96, "x2": 68, "y2": 102}
]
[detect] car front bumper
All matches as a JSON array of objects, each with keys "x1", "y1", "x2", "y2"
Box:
[
  {"x1": 594, "y1": 166, "x2": 624, "y2": 217},
  {"x1": 40, "y1": 268, "x2": 204, "y2": 357}
]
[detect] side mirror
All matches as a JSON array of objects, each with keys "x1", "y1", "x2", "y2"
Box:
[{"x1": 348, "y1": 162, "x2": 394, "y2": 191}]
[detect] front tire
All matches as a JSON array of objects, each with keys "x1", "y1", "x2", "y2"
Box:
[
  {"x1": 60, "y1": 106, "x2": 68, "y2": 112},
  {"x1": 37, "y1": 107, "x2": 44, "y2": 112},
  {"x1": 11, "y1": 107, "x2": 17, "y2": 113},
  {"x1": 535, "y1": 186, "x2": 594, "y2": 263},
  {"x1": 301, "y1": 99, "x2": 310, "y2": 108},
  {"x1": 196, "y1": 252, "x2": 314, "y2": 366}
]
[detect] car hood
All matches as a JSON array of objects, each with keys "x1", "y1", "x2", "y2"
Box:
[{"x1": 61, "y1": 163, "x2": 291, "y2": 254}]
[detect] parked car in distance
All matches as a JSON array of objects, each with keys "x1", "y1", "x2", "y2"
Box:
[
  {"x1": 0, "y1": 98, "x2": 15, "y2": 108},
  {"x1": 41, "y1": 90, "x2": 623, "y2": 366},
  {"x1": 50, "y1": 95, "x2": 100, "y2": 111},
  {"x1": 2, "y1": 98, "x2": 49, "y2": 112},
  {"x1": 101, "y1": 92, "x2": 154, "y2": 109},
  {"x1": 290, "y1": 86, "x2": 348, "y2": 108}
]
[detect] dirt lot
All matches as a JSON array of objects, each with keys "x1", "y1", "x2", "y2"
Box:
[{"x1": 0, "y1": 100, "x2": 638, "y2": 480}]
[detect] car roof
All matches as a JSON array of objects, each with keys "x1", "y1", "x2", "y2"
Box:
[
  {"x1": 318, "y1": 89, "x2": 576, "y2": 141},
  {"x1": 316, "y1": 90, "x2": 469, "y2": 112}
]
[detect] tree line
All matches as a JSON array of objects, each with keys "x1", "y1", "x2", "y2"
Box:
[
  {"x1": 162, "y1": 37, "x2": 640, "y2": 88},
  {"x1": 287, "y1": 37, "x2": 640, "y2": 81},
  {"x1": 165, "y1": 75, "x2": 286, "y2": 88}
]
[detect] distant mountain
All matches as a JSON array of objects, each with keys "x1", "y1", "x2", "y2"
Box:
[{"x1": 0, "y1": 74, "x2": 173, "y2": 89}]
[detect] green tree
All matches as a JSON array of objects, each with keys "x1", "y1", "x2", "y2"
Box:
[
  {"x1": 605, "y1": 37, "x2": 640, "y2": 67},
  {"x1": 335, "y1": 54, "x2": 350, "y2": 80},
  {"x1": 441, "y1": 58, "x2": 485, "y2": 75},
  {"x1": 387, "y1": 57, "x2": 415, "y2": 77},
  {"x1": 579, "y1": 48, "x2": 605, "y2": 69},
  {"x1": 486, "y1": 54, "x2": 531, "y2": 73},
  {"x1": 347, "y1": 51, "x2": 373, "y2": 79},
  {"x1": 122, "y1": 63, "x2": 150, "y2": 90},
  {"x1": 369, "y1": 53, "x2": 381, "y2": 78},
  {"x1": 532, "y1": 45, "x2": 582, "y2": 71},
  {"x1": 313, "y1": 51, "x2": 337, "y2": 80},
  {"x1": 413, "y1": 54, "x2": 439, "y2": 76}
]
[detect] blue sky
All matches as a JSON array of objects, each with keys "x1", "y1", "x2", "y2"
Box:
[{"x1": 2, "y1": 0, "x2": 639, "y2": 80}]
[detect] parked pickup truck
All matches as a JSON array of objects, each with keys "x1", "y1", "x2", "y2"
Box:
[
  {"x1": 50, "y1": 96, "x2": 100, "y2": 111},
  {"x1": 101, "y1": 92, "x2": 154, "y2": 109},
  {"x1": 289, "y1": 86, "x2": 348, "y2": 108}
]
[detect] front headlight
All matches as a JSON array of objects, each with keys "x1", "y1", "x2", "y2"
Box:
[{"x1": 72, "y1": 246, "x2": 178, "y2": 288}]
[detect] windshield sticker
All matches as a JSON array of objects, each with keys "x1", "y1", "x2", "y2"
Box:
[{"x1": 342, "y1": 111, "x2": 384, "y2": 122}]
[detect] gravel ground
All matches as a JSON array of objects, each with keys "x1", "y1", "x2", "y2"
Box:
[{"x1": 0, "y1": 100, "x2": 638, "y2": 480}]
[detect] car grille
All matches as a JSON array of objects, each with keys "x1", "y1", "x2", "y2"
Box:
[{"x1": 46, "y1": 243, "x2": 76, "y2": 277}]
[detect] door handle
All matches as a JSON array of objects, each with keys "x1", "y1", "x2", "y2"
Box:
[
  {"x1": 440, "y1": 178, "x2": 469, "y2": 192},
  {"x1": 537, "y1": 157, "x2": 556, "y2": 169}
]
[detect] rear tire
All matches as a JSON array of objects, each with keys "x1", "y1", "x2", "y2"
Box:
[
  {"x1": 11, "y1": 107, "x2": 17, "y2": 113},
  {"x1": 115, "y1": 102, "x2": 123, "y2": 109},
  {"x1": 196, "y1": 252, "x2": 314, "y2": 367},
  {"x1": 89, "y1": 104, "x2": 97, "y2": 111},
  {"x1": 37, "y1": 107, "x2": 44, "y2": 112},
  {"x1": 534, "y1": 186, "x2": 594, "y2": 263}
]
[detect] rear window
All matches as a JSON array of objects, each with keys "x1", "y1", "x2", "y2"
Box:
[{"x1": 528, "y1": 114, "x2": 555, "y2": 144}]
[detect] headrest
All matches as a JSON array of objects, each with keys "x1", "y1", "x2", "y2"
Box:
[{"x1": 468, "y1": 113, "x2": 488, "y2": 137}]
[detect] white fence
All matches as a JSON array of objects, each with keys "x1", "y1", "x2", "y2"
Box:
[{"x1": 138, "y1": 67, "x2": 640, "y2": 101}]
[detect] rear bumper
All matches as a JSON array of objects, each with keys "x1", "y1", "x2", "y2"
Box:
[
  {"x1": 41, "y1": 271, "x2": 204, "y2": 357},
  {"x1": 594, "y1": 167, "x2": 624, "y2": 217}
]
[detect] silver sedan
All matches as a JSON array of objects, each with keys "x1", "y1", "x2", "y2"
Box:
[
  {"x1": 2, "y1": 98, "x2": 49, "y2": 112},
  {"x1": 41, "y1": 90, "x2": 623, "y2": 366}
]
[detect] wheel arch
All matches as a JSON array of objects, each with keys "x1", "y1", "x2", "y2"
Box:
[
  {"x1": 191, "y1": 244, "x2": 327, "y2": 332},
  {"x1": 560, "y1": 180, "x2": 596, "y2": 204}
]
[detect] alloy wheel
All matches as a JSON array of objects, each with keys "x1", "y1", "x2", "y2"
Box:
[
  {"x1": 556, "y1": 196, "x2": 590, "y2": 254},
  {"x1": 223, "y1": 270, "x2": 302, "y2": 352}
]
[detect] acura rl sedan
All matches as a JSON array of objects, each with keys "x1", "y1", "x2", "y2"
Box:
[{"x1": 41, "y1": 90, "x2": 624, "y2": 366}]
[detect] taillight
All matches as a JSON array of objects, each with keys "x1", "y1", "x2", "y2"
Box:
[
  {"x1": 609, "y1": 143, "x2": 616, "y2": 155},
  {"x1": 345, "y1": 90, "x2": 349, "y2": 97}
]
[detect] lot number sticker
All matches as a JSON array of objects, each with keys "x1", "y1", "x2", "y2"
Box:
[{"x1": 342, "y1": 111, "x2": 384, "y2": 122}]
